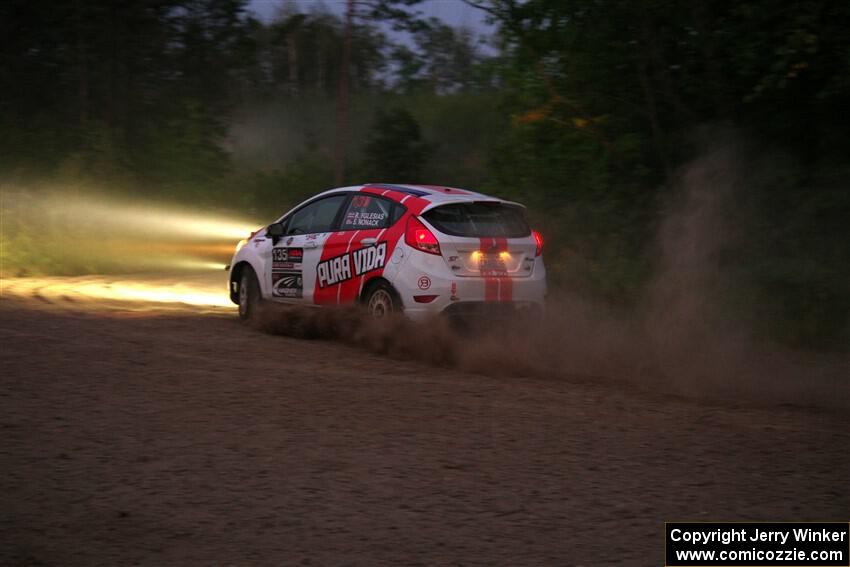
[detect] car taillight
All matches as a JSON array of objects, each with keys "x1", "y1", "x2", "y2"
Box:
[
  {"x1": 405, "y1": 216, "x2": 441, "y2": 255},
  {"x1": 532, "y1": 230, "x2": 543, "y2": 256}
]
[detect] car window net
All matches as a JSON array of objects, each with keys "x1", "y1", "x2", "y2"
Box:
[{"x1": 340, "y1": 195, "x2": 393, "y2": 229}]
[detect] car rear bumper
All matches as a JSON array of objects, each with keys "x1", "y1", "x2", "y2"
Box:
[{"x1": 387, "y1": 245, "x2": 547, "y2": 322}]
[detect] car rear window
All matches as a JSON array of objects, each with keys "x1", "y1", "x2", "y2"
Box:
[{"x1": 423, "y1": 202, "x2": 530, "y2": 238}]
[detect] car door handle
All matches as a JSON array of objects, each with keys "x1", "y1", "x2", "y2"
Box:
[
  {"x1": 360, "y1": 237, "x2": 377, "y2": 246},
  {"x1": 303, "y1": 241, "x2": 318, "y2": 249}
]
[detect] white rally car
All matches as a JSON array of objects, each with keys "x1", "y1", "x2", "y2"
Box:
[{"x1": 228, "y1": 184, "x2": 546, "y2": 321}]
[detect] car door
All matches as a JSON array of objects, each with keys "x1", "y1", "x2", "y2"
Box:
[
  {"x1": 313, "y1": 193, "x2": 399, "y2": 305},
  {"x1": 265, "y1": 194, "x2": 348, "y2": 305}
]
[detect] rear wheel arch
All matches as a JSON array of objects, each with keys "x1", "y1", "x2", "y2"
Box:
[
  {"x1": 359, "y1": 276, "x2": 393, "y2": 301},
  {"x1": 360, "y1": 277, "x2": 403, "y2": 316}
]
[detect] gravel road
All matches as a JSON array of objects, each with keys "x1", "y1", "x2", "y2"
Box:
[{"x1": 1, "y1": 281, "x2": 848, "y2": 566}]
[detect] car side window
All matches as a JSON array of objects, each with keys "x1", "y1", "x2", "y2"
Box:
[
  {"x1": 339, "y1": 194, "x2": 395, "y2": 230},
  {"x1": 286, "y1": 195, "x2": 347, "y2": 235}
]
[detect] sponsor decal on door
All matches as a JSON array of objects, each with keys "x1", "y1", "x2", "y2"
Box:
[
  {"x1": 272, "y1": 271, "x2": 303, "y2": 298},
  {"x1": 272, "y1": 247, "x2": 304, "y2": 298},
  {"x1": 317, "y1": 242, "x2": 388, "y2": 289}
]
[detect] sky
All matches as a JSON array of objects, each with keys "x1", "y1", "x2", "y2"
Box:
[{"x1": 246, "y1": 0, "x2": 495, "y2": 34}]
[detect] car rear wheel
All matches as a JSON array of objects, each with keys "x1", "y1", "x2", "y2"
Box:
[
  {"x1": 238, "y1": 268, "x2": 262, "y2": 322},
  {"x1": 363, "y1": 281, "x2": 400, "y2": 319}
]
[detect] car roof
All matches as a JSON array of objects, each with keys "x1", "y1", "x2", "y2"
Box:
[{"x1": 314, "y1": 183, "x2": 524, "y2": 210}]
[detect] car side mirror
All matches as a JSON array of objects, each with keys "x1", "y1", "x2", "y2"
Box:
[{"x1": 267, "y1": 223, "x2": 284, "y2": 238}]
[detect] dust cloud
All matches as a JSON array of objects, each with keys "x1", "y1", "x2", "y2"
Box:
[{"x1": 642, "y1": 139, "x2": 849, "y2": 407}]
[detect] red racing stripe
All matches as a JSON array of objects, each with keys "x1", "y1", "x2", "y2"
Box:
[
  {"x1": 336, "y1": 229, "x2": 362, "y2": 304},
  {"x1": 313, "y1": 229, "x2": 352, "y2": 305},
  {"x1": 479, "y1": 237, "x2": 512, "y2": 302},
  {"x1": 361, "y1": 187, "x2": 431, "y2": 212},
  {"x1": 480, "y1": 237, "x2": 498, "y2": 301},
  {"x1": 361, "y1": 186, "x2": 392, "y2": 198},
  {"x1": 358, "y1": 225, "x2": 388, "y2": 298},
  {"x1": 494, "y1": 237, "x2": 513, "y2": 301},
  {"x1": 415, "y1": 184, "x2": 471, "y2": 195}
]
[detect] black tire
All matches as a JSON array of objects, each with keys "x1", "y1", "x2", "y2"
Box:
[
  {"x1": 238, "y1": 267, "x2": 262, "y2": 322},
  {"x1": 362, "y1": 280, "x2": 401, "y2": 319}
]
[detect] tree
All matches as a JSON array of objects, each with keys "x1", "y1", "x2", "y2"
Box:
[{"x1": 362, "y1": 108, "x2": 429, "y2": 181}]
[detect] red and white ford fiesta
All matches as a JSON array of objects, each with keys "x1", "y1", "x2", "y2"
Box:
[{"x1": 228, "y1": 183, "x2": 546, "y2": 321}]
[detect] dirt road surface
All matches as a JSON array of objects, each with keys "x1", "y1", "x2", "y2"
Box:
[{"x1": 1, "y1": 275, "x2": 849, "y2": 565}]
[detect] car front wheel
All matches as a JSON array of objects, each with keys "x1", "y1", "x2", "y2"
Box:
[{"x1": 238, "y1": 268, "x2": 262, "y2": 322}]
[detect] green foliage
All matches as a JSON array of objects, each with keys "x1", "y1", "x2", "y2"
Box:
[
  {"x1": 410, "y1": 93, "x2": 505, "y2": 188},
  {"x1": 361, "y1": 108, "x2": 430, "y2": 182},
  {"x1": 134, "y1": 101, "x2": 232, "y2": 201},
  {"x1": 475, "y1": 0, "x2": 850, "y2": 348}
]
